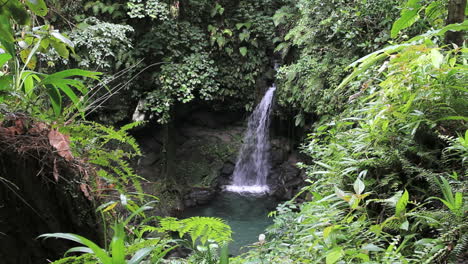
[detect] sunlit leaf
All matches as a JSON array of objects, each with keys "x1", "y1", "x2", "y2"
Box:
[
  {"x1": 396, "y1": 190, "x2": 409, "y2": 216},
  {"x1": 353, "y1": 178, "x2": 365, "y2": 195},
  {"x1": 239, "y1": 47, "x2": 248, "y2": 57},
  {"x1": 51, "y1": 31, "x2": 74, "y2": 48},
  {"x1": 25, "y1": 0, "x2": 48, "y2": 16},
  {"x1": 391, "y1": 8, "x2": 420, "y2": 38},
  {"x1": 326, "y1": 247, "x2": 343, "y2": 264},
  {"x1": 38, "y1": 233, "x2": 111, "y2": 263},
  {"x1": 0, "y1": 53, "x2": 12, "y2": 67},
  {"x1": 430, "y1": 49, "x2": 443, "y2": 68}
]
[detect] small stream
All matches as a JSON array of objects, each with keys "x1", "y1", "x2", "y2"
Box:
[{"x1": 181, "y1": 192, "x2": 277, "y2": 255}]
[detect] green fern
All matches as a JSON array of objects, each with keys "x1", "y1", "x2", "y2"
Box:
[
  {"x1": 61, "y1": 121, "x2": 145, "y2": 197},
  {"x1": 158, "y1": 217, "x2": 232, "y2": 247}
]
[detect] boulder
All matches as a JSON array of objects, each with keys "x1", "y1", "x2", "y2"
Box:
[
  {"x1": 187, "y1": 187, "x2": 216, "y2": 206},
  {"x1": 270, "y1": 148, "x2": 287, "y2": 165}
]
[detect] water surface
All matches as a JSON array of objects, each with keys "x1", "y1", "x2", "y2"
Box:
[{"x1": 182, "y1": 192, "x2": 277, "y2": 255}]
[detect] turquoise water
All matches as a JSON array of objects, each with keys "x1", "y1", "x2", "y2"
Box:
[{"x1": 182, "y1": 192, "x2": 277, "y2": 255}]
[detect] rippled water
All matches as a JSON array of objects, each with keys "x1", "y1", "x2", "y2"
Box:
[{"x1": 182, "y1": 192, "x2": 277, "y2": 255}]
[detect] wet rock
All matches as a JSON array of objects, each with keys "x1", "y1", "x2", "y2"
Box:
[
  {"x1": 267, "y1": 150, "x2": 305, "y2": 201},
  {"x1": 270, "y1": 137, "x2": 292, "y2": 153},
  {"x1": 270, "y1": 148, "x2": 286, "y2": 165},
  {"x1": 282, "y1": 163, "x2": 300, "y2": 182},
  {"x1": 187, "y1": 187, "x2": 216, "y2": 206},
  {"x1": 221, "y1": 162, "x2": 235, "y2": 176},
  {"x1": 184, "y1": 199, "x2": 196, "y2": 208}
]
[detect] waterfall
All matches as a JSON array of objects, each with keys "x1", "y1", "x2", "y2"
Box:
[{"x1": 226, "y1": 86, "x2": 276, "y2": 194}]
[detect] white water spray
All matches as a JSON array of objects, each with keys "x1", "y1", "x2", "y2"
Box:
[{"x1": 226, "y1": 86, "x2": 276, "y2": 194}]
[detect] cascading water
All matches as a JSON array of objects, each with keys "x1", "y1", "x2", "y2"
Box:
[{"x1": 225, "y1": 86, "x2": 276, "y2": 193}]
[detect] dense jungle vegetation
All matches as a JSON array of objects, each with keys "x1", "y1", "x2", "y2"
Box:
[{"x1": 0, "y1": 0, "x2": 466, "y2": 263}]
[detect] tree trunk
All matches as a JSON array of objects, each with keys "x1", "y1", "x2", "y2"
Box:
[{"x1": 445, "y1": 0, "x2": 467, "y2": 46}]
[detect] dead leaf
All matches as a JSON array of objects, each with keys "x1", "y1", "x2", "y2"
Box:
[
  {"x1": 0, "y1": 118, "x2": 26, "y2": 136},
  {"x1": 80, "y1": 183, "x2": 92, "y2": 201},
  {"x1": 28, "y1": 122, "x2": 48, "y2": 134},
  {"x1": 48, "y1": 130, "x2": 73, "y2": 161},
  {"x1": 14, "y1": 119, "x2": 25, "y2": 134},
  {"x1": 95, "y1": 177, "x2": 104, "y2": 197},
  {"x1": 53, "y1": 158, "x2": 59, "y2": 182}
]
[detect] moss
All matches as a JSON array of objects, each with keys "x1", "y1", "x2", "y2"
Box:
[{"x1": 176, "y1": 133, "x2": 241, "y2": 188}]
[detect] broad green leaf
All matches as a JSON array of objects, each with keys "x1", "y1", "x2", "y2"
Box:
[
  {"x1": 21, "y1": 72, "x2": 36, "y2": 96},
  {"x1": 20, "y1": 49, "x2": 37, "y2": 70},
  {"x1": 25, "y1": 0, "x2": 48, "y2": 16},
  {"x1": 51, "y1": 31, "x2": 74, "y2": 48},
  {"x1": 47, "y1": 85, "x2": 62, "y2": 116},
  {"x1": 437, "y1": 116, "x2": 468, "y2": 121},
  {"x1": 239, "y1": 31, "x2": 250, "y2": 41},
  {"x1": 65, "y1": 246, "x2": 93, "y2": 255},
  {"x1": 151, "y1": 245, "x2": 177, "y2": 263},
  {"x1": 396, "y1": 190, "x2": 409, "y2": 216},
  {"x1": 216, "y1": 36, "x2": 226, "y2": 48},
  {"x1": 220, "y1": 243, "x2": 229, "y2": 264},
  {"x1": 111, "y1": 223, "x2": 125, "y2": 264},
  {"x1": 124, "y1": 202, "x2": 155, "y2": 225},
  {"x1": 405, "y1": 0, "x2": 420, "y2": 8},
  {"x1": 51, "y1": 41, "x2": 69, "y2": 59},
  {"x1": 128, "y1": 247, "x2": 154, "y2": 264},
  {"x1": 400, "y1": 220, "x2": 409, "y2": 230},
  {"x1": 43, "y1": 69, "x2": 101, "y2": 84},
  {"x1": 335, "y1": 186, "x2": 346, "y2": 199},
  {"x1": 454, "y1": 192, "x2": 463, "y2": 212},
  {"x1": 438, "y1": 176, "x2": 455, "y2": 203},
  {"x1": 425, "y1": 2, "x2": 444, "y2": 21},
  {"x1": 391, "y1": 9, "x2": 420, "y2": 38},
  {"x1": 38, "y1": 233, "x2": 111, "y2": 263},
  {"x1": 3, "y1": 0, "x2": 30, "y2": 25},
  {"x1": 55, "y1": 78, "x2": 87, "y2": 94},
  {"x1": 0, "y1": 53, "x2": 12, "y2": 67},
  {"x1": 355, "y1": 253, "x2": 370, "y2": 262},
  {"x1": 353, "y1": 178, "x2": 365, "y2": 195},
  {"x1": 362, "y1": 243, "x2": 384, "y2": 252},
  {"x1": 55, "y1": 83, "x2": 79, "y2": 105},
  {"x1": 40, "y1": 38, "x2": 50, "y2": 49},
  {"x1": 406, "y1": 21, "x2": 468, "y2": 43},
  {"x1": 223, "y1": 29, "x2": 233, "y2": 36},
  {"x1": 430, "y1": 49, "x2": 443, "y2": 68},
  {"x1": 337, "y1": 53, "x2": 388, "y2": 91},
  {"x1": 326, "y1": 247, "x2": 343, "y2": 264},
  {"x1": 239, "y1": 47, "x2": 248, "y2": 57},
  {"x1": 323, "y1": 225, "x2": 333, "y2": 239},
  {"x1": 349, "y1": 195, "x2": 360, "y2": 209}
]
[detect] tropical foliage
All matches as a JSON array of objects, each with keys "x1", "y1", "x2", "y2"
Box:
[
  {"x1": 233, "y1": 1, "x2": 467, "y2": 263},
  {"x1": 1, "y1": 0, "x2": 467, "y2": 264}
]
